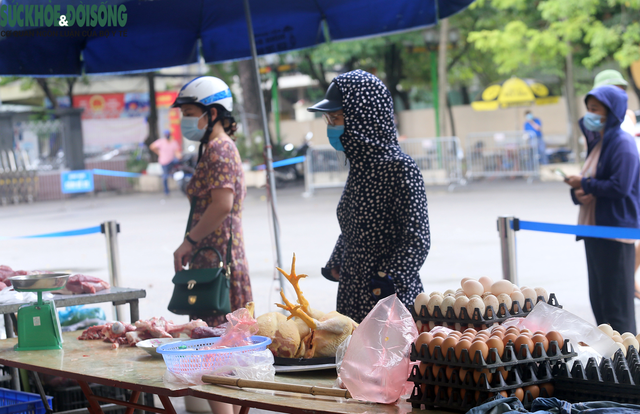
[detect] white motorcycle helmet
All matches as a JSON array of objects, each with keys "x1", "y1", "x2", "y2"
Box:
[
  {"x1": 172, "y1": 76, "x2": 235, "y2": 162},
  {"x1": 172, "y1": 76, "x2": 233, "y2": 112}
]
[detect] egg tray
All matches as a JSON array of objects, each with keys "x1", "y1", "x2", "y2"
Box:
[
  {"x1": 409, "y1": 358, "x2": 554, "y2": 393},
  {"x1": 407, "y1": 381, "x2": 550, "y2": 412},
  {"x1": 412, "y1": 294, "x2": 562, "y2": 331},
  {"x1": 551, "y1": 345, "x2": 640, "y2": 405},
  {"x1": 411, "y1": 339, "x2": 576, "y2": 371}
]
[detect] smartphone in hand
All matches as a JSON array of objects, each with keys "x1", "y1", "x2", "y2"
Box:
[{"x1": 554, "y1": 169, "x2": 568, "y2": 179}]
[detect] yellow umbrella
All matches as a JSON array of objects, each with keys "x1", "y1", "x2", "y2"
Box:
[{"x1": 471, "y1": 77, "x2": 559, "y2": 111}]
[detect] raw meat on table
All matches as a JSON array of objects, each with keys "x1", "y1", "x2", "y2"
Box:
[{"x1": 65, "y1": 274, "x2": 110, "y2": 294}]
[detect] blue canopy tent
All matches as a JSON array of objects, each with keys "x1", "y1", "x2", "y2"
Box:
[{"x1": 0, "y1": 0, "x2": 474, "y2": 287}]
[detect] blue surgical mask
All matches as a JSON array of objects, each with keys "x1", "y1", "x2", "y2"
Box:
[
  {"x1": 583, "y1": 112, "x2": 605, "y2": 132},
  {"x1": 180, "y1": 113, "x2": 207, "y2": 141},
  {"x1": 526, "y1": 114, "x2": 534, "y2": 121},
  {"x1": 327, "y1": 125, "x2": 345, "y2": 151}
]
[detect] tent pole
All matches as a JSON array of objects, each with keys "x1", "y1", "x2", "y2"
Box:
[{"x1": 242, "y1": 0, "x2": 285, "y2": 293}]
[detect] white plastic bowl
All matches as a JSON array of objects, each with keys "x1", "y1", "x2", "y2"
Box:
[{"x1": 136, "y1": 338, "x2": 184, "y2": 357}]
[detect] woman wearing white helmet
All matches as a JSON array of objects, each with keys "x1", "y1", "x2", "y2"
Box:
[{"x1": 171, "y1": 76, "x2": 253, "y2": 332}]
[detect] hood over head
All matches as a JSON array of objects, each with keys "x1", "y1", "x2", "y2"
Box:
[
  {"x1": 583, "y1": 85, "x2": 628, "y2": 134},
  {"x1": 331, "y1": 70, "x2": 400, "y2": 162}
]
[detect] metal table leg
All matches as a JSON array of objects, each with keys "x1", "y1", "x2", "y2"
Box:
[
  {"x1": 3, "y1": 314, "x2": 20, "y2": 391},
  {"x1": 129, "y1": 299, "x2": 139, "y2": 323}
]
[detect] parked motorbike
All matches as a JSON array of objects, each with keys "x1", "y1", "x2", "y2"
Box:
[
  {"x1": 171, "y1": 152, "x2": 197, "y2": 195},
  {"x1": 273, "y1": 132, "x2": 313, "y2": 187}
]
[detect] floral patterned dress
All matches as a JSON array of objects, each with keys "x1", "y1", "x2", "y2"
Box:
[{"x1": 185, "y1": 136, "x2": 252, "y2": 327}]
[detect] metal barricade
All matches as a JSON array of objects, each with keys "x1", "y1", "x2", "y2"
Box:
[
  {"x1": 0, "y1": 149, "x2": 38, "y2": 205},
  {"x1": 465, "y1": 131, "x2": 540, "y2": 183},
  {"x1": 304, "y1": 137, "x2": 465, "y2": 195}
]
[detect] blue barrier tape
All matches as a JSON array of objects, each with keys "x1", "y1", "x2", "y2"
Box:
[
  {"x1": 0, "y1": 226, "x2": 102, "y2": 240},
  {"x1": 515, "y1": 220, "x2": 640, "y2": 240},
  {"x1": 93, "y1": 169, "x2": 142, "y2": 178},
  {"x1": 255, "y1": 156, "x2": 306, "y2": 171}
]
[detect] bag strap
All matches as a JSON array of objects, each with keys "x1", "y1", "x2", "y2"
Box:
[{"x1": 186, "y1": 196, "x2": 234, "y2": 278}]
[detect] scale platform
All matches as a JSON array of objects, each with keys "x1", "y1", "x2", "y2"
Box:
[{"x1": 7, "y1": 273, "x2": 69, "y2": 351}]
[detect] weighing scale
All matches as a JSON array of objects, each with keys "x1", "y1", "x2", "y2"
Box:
[{"x1": 7, "y1": 273, "x2": 69, "y2": 351}]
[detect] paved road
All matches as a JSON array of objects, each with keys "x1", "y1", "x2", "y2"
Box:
[{"x1": 1, "y1": 180, "x2": 639, "y2": 332}]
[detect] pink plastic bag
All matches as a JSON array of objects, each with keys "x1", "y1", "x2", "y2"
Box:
[
  {"x1": 204, "y1": 308, "x2": 258, "y2": 350},
  {"x1": 338, "y1": 294, "x2": 418, "y2": 404}
]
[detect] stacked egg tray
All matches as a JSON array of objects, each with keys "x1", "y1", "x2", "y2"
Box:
[
  {"x1": 552, "y1": 345, "x2": 640, "y2": 405},
  {"x1": 412, "y1": 294, "x2": 562, "y2": 332},
  {"x1": 407, "y1": 338, "x2": 576, "y2": 412}
]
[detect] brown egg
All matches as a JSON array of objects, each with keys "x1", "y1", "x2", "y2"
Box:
[
  {"x1": 539, "y1": 382, "x2": 554, "y2": 397},
  {"x1": 455, "y1": 339, "x2": 472, "y2": 360},
  {"x1": 514, "y1": 335, "x2": 534, "y2": 356},
  {"x1": 546, "y1": 331, "x2": 564, "y2": 349},
  {"x1": 459, "y1": 367, "x2": 470, "y2": 382},
  {"x1": 463, "y1": 328, "x2": 478, "y2": 336},
  {"x1": 449, "y1": 331, "x2": 463, "y2": 339},
  {"x1": 432, "y1": 365, "x2": 446, "y2": 380},
  {"x1": 473, "y1": 368, "x2": 493, "y2": 384},
  {"x1": 428, "y1": 336, "x2": 444, "y2": 356},
  {"x1": 531, "y1": 333, "x2": 550, "y2": 353},
  {"x1": 524, "y1": 385, "x2": 540, "y2": 400},
  {"x1": 418, "y1": 362, "x2": 428, "y2": 392},
  {"x1": 445, "y1": 365, "x2": 456, "y2": 380},
  {"x1": 496, "y1": 367, "x2": 509, "y2": 380},
  {"x1": 506, "y1": 326, "x2": 521, "y2": 335},
  {"x1": 519, "y1": 329, "x2": 533, "y2": 338},
  {"x1": 415, "y1": 332, "x2": 433, "y2": 354},
  {"x1": 433, "y1": 331, "x2": 448, "y2": 339},
  {"x1": 461, "y1": 334, "x2": 476, "y2": 342},
  {"x1": 486, "y1": 337, "x2": 505, "y2": 362},
  {"x1": 475, "y1": 332, "x2": 491, "y2": 341},
  {"x1": 441, "y1": 336, "x2": 459, "y2": 357},
  {"x1": 514, "y1": 387, "x2": 524, "y2": 401},
  {"x1": 498, "y1": 391, "x2": 509, "y2": 398},
  {"x1": 491, "y1": 325, "x2": 507, "y2": 333},
  {"x1": 533, "y1": 330, "x2": 545, "y2": 336},
  {"x1": 490, "y1": 330, "x2": 505, "y2": 340},
  {"x1": 503, "y1": 333, "x2": 518, "y2": 348},
  {"x1": 469, "y1": 341, "x2": 489, "y2": 362}
]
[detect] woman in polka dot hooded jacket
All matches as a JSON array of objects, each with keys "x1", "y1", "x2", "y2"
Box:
[{"x1": 309, "y1": 69, "x2": 430, "y2": 323}]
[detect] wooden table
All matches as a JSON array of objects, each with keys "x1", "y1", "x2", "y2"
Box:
[{"x1": 0, "y1": 332, "x2": 439, "y2": 414}]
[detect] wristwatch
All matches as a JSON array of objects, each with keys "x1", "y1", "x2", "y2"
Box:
[{"x1": 185, "y1": 233, "x2": 198, "y2": 246}]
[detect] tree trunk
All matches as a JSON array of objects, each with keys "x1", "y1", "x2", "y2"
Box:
[
  {"x1": 627, "y1": 67, "x2": 640, "y2": 108},
  {"x1": 564, "y1": 46, "x2": 581, "y2": 161},
  {"x1": 384, "y1": 43, "x2": 409, "y2": 112},
  {"x1": 303, "y1": 53, "x2": 330, "y2": 91},
  {"x1": 66, "y1": 78, "x2": 77, "y2": 108},
  {"x1": 36, "y1": 79, "x2": 58, "y2": 109},
  {"x1": 238, "y1": 59, "x2": 264, "y2": 144},
  {"x1": 438, "y1": 18, "x2": 449, "y2": 137},
  {"x1": 145, "y1": 73, "x2": 159, "y2": 163}
]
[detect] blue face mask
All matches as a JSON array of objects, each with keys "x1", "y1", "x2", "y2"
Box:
[
  {"x1": 327, "y1": 125, "x2": 345, "y2": 151},
  {"x1": 526, "y1": 114, "x2": 534, "y2": 121},
  {"x1": 583, "y1": 112, "x2": 605, "y2": 132},
  {"x1": 180, "y1": 113, "x2": 207, "y2": 141}
]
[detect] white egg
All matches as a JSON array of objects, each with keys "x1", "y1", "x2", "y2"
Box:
[
  {"x1": 623, "y1": 336, "x2": 639, "y2": 352},
  {"x1": 598, "y1": 324, "x2": 614, "y2": 337},
  {"x1": 466, "y1": 297, "x2": 486, "y2": 319},
  {"x1": 491, "y1": 280, "x2": 514, "y2": 296},
  {"x1": 510, "y1": 291, "x2": 525, "y2": 311},
  {"x1": 478, "y1": 276, "x2": 493, "y2": 292},
  {"x1": 414, "y1": 292, "x2": 430, "y2": 315},
  {"x1": 534, "y1": 287, "x2": 549, "y2": 302},
  {"x1": 429, "y1": 291, "x2": 442, "y2": 297},
  {"x1": 453, "y1": 296, "x2": 470, "y2": 319},
  {"x1": 460, "y1": 278, "x2": 474, "y2": 288},
  {"x1": 512, "y1": 283, "x2": 521, "y2": 292},
  {"x1": 616, "y1": 342, "x2": 628, "y2": 357},
  {"x1": 443, "y1": 289, "x2": 456, "y2": 297},
  {"x1": 636, "y1": 333, "x2": 640, "y2": 344},
  {"x1": 483, "y1": 294, "x2": 499, "y2": 317},
  {"x1": 427, "y1": 294, "x2": 444, "y2": 316},
  {"x1": 521, "y1": 288, "x2": 538, "y2": 305},
  {"x1": 463, "y1": 280, "x2": 484, "y2": 297},
  {"x1": 496, "y1": 293, "x2": 513, "y2": 315},
  {"x1": 454, "y1": 290, "x2": 466, "y2": 298},
  {"x1": 440, "y1": 296, "x2": 457, "y2": 317},
  {"x1": 621, "y1": 332, "x2": 635, "y2": 340}
]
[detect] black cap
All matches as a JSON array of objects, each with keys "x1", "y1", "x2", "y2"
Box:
[{"x1": 307, "y1": 82, "x2": 342, "y2": 112}]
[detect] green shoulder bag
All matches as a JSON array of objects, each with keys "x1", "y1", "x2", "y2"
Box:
[{"x1": 168, "y1": 198, "x2": 233, "y2": 316}]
